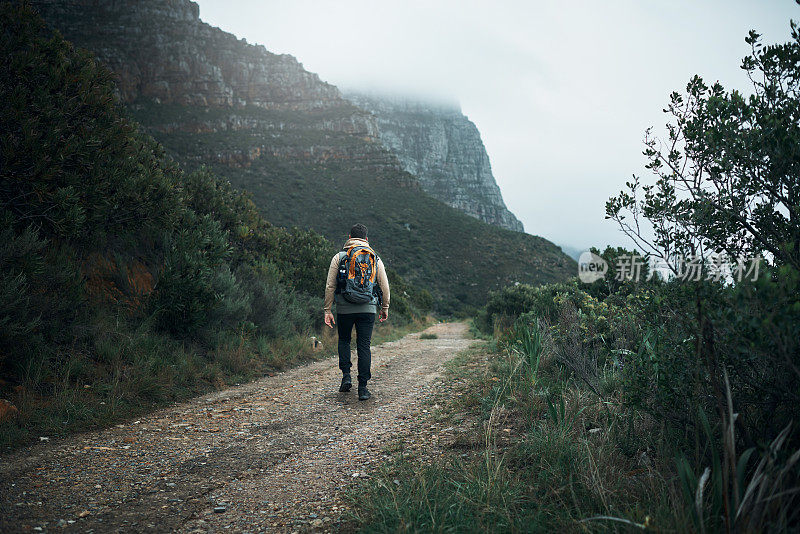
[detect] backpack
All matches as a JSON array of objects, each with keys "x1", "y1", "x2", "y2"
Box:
[{"x1": 336, "y1": 245, "x2": 379, "y2": 305}]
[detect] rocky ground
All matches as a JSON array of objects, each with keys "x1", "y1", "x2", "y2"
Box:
[{"x1": 0, "y1": 322, "x2": 472, "y2": 533}]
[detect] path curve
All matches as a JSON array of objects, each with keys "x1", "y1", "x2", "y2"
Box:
[{"x1": 0, "y1": 322, "x2": 471, "y2": 533}]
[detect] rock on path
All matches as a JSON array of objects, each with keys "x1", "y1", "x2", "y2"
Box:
[{"x1": 0, "y1": 322, "x2": 471, "y2": 533}]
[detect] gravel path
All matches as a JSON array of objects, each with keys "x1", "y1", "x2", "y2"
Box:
[{"x1": 0, "y1": 322, "x2": 471, "y2": 533}]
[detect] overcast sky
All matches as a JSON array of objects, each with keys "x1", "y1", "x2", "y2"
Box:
[{"x1": 195, "y1": 0, "x2": 796, "y2": 251}]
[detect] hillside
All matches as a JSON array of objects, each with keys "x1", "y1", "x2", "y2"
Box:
[
  {"x1": 0, "y1": 3, "x2": 431, "y2": 450},
  {"x1": 345, "y1": 91, "x2": 525, "y2": 232},
  {"x1": 30, "y1": 0, "x2": 575, "y2": 312}
]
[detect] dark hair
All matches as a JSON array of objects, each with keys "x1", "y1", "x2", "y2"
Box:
[{"x1": 350, "y1": 223, "x2": 368, "y2": 239}]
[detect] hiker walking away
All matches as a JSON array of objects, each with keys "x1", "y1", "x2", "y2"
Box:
[{"x1": 323, "y1": 223, "x2": 390, "y2": 400}]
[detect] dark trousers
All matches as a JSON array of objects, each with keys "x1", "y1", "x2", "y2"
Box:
[{"x1": 337, "y1": 312, "x2": 375, "y2": 385}]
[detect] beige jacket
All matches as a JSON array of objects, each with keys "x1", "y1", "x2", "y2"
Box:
[{"x1": 323, "y1": 238, "x2": 390, "y2": 313}]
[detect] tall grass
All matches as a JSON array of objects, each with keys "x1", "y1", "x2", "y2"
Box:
[
  {"x1": 675, "y1": 372, "x2": 800, "y2": 533},
  {"x1": 350, "y1": 327, "x2": 679, "y2": 532},
  {"x1": 507, "y1": 319, "x2": 544, "y2": 390}
]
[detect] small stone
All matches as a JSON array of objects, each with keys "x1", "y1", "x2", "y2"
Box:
[{"x1": 310, "y1": 519, "x2": 323, "y2": 528}]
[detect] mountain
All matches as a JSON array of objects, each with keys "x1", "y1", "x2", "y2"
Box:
[
  {"x1": 345, "y1": 92, "x2": 524, "y2": 232},
  {"x1": 30, "y1": 0, "x2": 575, "y2": 312},
  {"x1": 558, "y1": 244, "x2": 585, "y2": 262}
]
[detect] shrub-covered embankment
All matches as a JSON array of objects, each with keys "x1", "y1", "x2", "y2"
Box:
[{"x1": 0, "y1": 4, "x2": 430, "y2": 452}]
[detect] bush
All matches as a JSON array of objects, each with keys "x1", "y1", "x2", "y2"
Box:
[
  {"x1": 620, "y1": 269, "x2": 800, "y2": 449},
  {"x1": 237, "y1": 261, "x2": 320, "y2": 338},
  {"x1": 481, "y1": 280, "x2": 645, "y2": 367},
  {"x1": 0, "y1": 210, "x2": 86, "y2": 370},
  {"x1": 477, "y1": 281, "x2": 570, "y2": 334},
  {"x1": 1, "y1": 5, "x2": 183, "y2": 247}
]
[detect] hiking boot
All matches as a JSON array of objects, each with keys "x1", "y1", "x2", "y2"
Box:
[
  {"x1": 358, "y1": 385, "x2": 371, "y2": 401},
  {"x1": 339, "y1": 374, "x2": 352, "y2": 392}
]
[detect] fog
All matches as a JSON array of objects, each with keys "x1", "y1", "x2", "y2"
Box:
[{"x1": 195, "y1": 0, "x2": 796, "y2": 252}]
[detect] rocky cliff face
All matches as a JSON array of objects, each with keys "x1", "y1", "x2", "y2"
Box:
[
  {"x1": 33, "y1": 0, "x2": 337, "y2": 110},
  {"x1": 31, "y1": 0, "x2": 398, "y2": 170},
  {"x1": 346, "y1": 92, "x2": 524, "y2": 232},
  {"x1": 31, "y1": 0, "x2": 380, "y2": 141}
]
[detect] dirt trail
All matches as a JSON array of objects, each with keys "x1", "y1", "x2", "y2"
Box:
[{"x1": 0, "y1": 322, "x2": 471, "y2": 533}]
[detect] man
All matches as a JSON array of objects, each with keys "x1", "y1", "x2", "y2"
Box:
[{"x1": 323, "y1": 223, "x2": 390, "y2": 400}]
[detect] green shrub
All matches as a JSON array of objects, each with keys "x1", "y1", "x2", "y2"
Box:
[
  {"x1": 0, "y1": 211, "x2": 86, "y2": 370},
  {"x1": 1, "y1": 5, "x2": 183, "y2": 248},
  {"x1": 616, "y1": 270, "x2": 800, "y2": 450},
  {"x1": 478, "y1": 281, "x2": 572, "y2": 334},
  {"x1": 150, "y1": 214, "x2": 237, "y2": 334},
  {"x1": 598, "y1": 19, "x2": 800, "y2": 528},
  {"x1": 237, "y1": 261, "x2": 320, "y2": 337},
  {"x1": 716, "y1": 266, "x2": 800, "y2": 442}
]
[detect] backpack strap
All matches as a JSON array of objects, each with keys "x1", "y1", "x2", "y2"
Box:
[{"x1": 339, "y1": 248, "x2": 352, "y2": 266}]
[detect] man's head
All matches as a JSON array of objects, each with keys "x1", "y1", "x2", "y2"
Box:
[{"x1": 349, "y1": 223, "x2": 368, "y2": 240}]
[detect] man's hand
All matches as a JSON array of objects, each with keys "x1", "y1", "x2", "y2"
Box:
[
  {"x1": 324, "y1": 311, "x2": 335, "y2": 328},
  {"x1": 379, "y1": 308, "x2": 388, "y2": 322}
]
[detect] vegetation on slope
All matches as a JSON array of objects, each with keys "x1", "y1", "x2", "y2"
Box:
[
  {"x1": 0, "y1": 4, "x2": 429, "y2": 451},
  {"x1": 128, "y1": 102, "x2": 576, "y2": 315}
]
